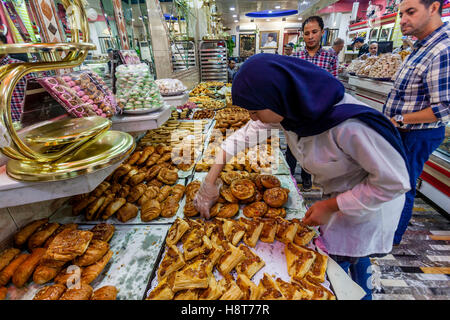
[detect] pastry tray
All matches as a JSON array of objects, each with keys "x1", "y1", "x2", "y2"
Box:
[
  {"x1": 4, "y1": 224, "x2": 169, "y2": 300},
  {"x1": 50, "y1": 178, "x2": 188, "y2": 226},
  {"x1": 146, "y1": 223, "x2": 331, "y2": 299}
]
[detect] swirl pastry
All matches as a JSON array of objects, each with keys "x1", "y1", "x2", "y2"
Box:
[
  {"x1": 146, "y1": 164, "x2": 162, "y2": 181},
  {"x1": 157, "y1": 167, "x2": 178, "y2": 185},
  {"x1": 220, "y1": 171, "x2": 249, "y2": 185},
  {"x1": 265, "y1": 207, "x2": 286, "y2": 218},
  {"x1": 243, "y1": 202, "x2": 268, "y2": 218},
  {"x1": 263, "y1": 187, "x2": 289, "y2": 208},
  {"x1": 136, "y1": 146, "x2": 155, "y2": 165},
  {"x1": 161, "y1": 196, "x2": 180, "y2": 218},
  {"x1": 156, "y1": 185, "x2": 172, "y2": 203},
  {"x1": 116, "y1": 203, "x2": 139, "y2": 222},
  {"x1": 217, "y1": 203, "x2": 240, "y2": 218},
  {"x1": 141, "y1": 199, "x2": 161, "y2": 222},
  {"x1": 145, "y1": 153, "x2": 161, "y2": 167},
  {"x1": 259, "y1": 175, "x2": 281, "y2": 189},
  {"x1": 171, "y1": 184, "x2": 185, "y2": 200},
  {"x1": 220, "y1": 187, "x2": 239, "y2": 203},
  {"x1": 230, "y1": 179, "x2": 256, "y2": 200},
  {"x1": 126, "y1": 151, "x2": 141, "y2": 166},
  {"x1": 185, "y1": 181, "x2": 201, "y2": 200},
  {"x1": 183, "y1": 201, "x2": 198, "y2": 217}
]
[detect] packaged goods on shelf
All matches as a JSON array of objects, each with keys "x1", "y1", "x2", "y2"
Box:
[
  {"x1": 155, "y1": 79, "x2": 187, "y2": 96},
  {"x1": 368, "y1": 53, "x2": 403, "y2": 80},
  {"x1": 115, "y1": 63, "x2": 164, "y2": 112},
  {"x1": 37, "y1": 71, "x2": 119, "y2": 118}
]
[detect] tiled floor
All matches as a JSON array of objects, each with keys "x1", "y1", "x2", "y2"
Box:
[{"x1": 279, "y1": 136, "x2": 450, "y2": 300}]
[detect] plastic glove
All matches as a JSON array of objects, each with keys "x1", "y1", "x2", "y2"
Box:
[{"x1": 193, "y1": 178, "x2": 222, "y2": 219}]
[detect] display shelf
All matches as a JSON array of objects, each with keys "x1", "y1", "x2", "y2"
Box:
[
  {"x1": 111, "y1": 105, "x2": 171, "y2": 132},
  {"x1": 0, "y1": 161, "x2": 122, "y2": 209},
  {"x1": 171, "y1": 41, "x2": 197, "y2": 72},
  {"x1": 199, "y1": 40, "x2": 228, "y2": 83}
]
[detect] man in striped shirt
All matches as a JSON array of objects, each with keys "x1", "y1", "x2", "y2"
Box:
[{"x1": 383, "y1": 0, "x2": 449, "y2": 245}]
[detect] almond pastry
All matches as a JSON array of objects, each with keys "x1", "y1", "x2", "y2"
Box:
[
  {"x1": 230, "y1": 179, "x2": 256, "y2": 200},
  {"x1": 222, "y1": 219, "x2": 245, "y2": 245},
  {"x1": 166, "y1": 218, "x2": 190, "y2": 246},
  {"x1": 275, "y1": 217, "x2": 299, "y2": 243},
  {"x1": 243, "y1": 201, "x2": 268, "y2": 218},
  {"x1": 285, "y1": 242, "x2": 316, "y2": 282},
  {"x1": 263, "y1": 187, "x2": 289, "y2": 208},
  {"x1": 158, "y1": 245, "x2": 185, "y2": 281},
  {"x1": 236, "y1": 273, "x2": 263, "y2": 300},
  {"x1": 239, "y1": 217, "x2": 264, "y2": 247},
  {"x1": 236, "y1": 244, "x2": 265, "y2": 279}
]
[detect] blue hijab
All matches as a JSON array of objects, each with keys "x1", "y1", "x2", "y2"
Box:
[{"x1": 232, "y1": 53, "x2": 409, "y2": 169}]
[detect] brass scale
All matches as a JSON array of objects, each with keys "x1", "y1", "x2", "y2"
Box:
[{"x1": 0, "y1": 0, "x2": 135, "y2": 182}]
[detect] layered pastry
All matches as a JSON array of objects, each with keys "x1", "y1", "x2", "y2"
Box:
[
  {"x1": 306, "y1": 250, "x2": 328, "y2": 284},
  {"x1": 275, "y1": 217, "x2": 299, "y2": 243},
  {"x1": 222, "y1": 219, "x2": 246, "y2": 246},
  {"x1": 217, "y1": 243, "x2": 245, "y2": 275},
  {"x1": 236, "y1": 273, "x2": 263, "y2": 300},
  {"x1": 158, "y1": 245, "x2": 185, "y2": 281},
  {"x1": 275, "y1": 278, "x2": 307, "y2": 300},
  {"x1": 174, "y1": 289, "x2": 199, "y2": 300},
  {"x1": 14, "y1": 218, "x2": 48, "y2": 248},
  {"x1": 243, "y1": 202, "x2": 268, "y2": 218},
  {"x1": 45, "y1": 229, "x2": 93, "y2": 262},
  {"x1": 295, "y1": 275, "x2": 335, "y2": 300},
  {"x1": 236, "y1": 244, "x2": 265, "y2": 279},
  {"x1": 172, "y1": 259, "x2": 210, "y2": 292},
  {"x1": 258, "y1": 273, "x2": 285, "y2": 300},
  {"x1": 285, "y1": 242, "x2": 316, "y2": 282},
  {"x1": 90, "y1": 223, "x2": 115, "y2": 243},
  {"x1": 116, "y1": 203, "x2": 139, "y2": 222},
  {"x1": 182, "y1": 228, "x2": 212, "y2": 261},
  {"x1": 292, "y1": 219, "x2": 316, "y2": 246},
  {"x1": 136, "y1": 146, "x2": 155, "y2": 165},
  {"x1": 91, "y1": 285, "x2": 118, "y2": 300},
  {"x1": 27, "y1": 223, "x2": 60, "y2": 250},
  {"x1": 147, "y1": 273, "x2": 175, "y2": 300},
  {"x1": 73, "y1": 240, "x2": 110, "y2": 267},
  {"x1": 219, "y1": 278, "x2": 244, "y2": 300},
  {"x1": 263, "y1": 187, "x2": 289, "y2": 208},
  {"x1": 59, "y1": 283, "x2": 93, "y2": 300},
  {"x1": 265, "y1": 207, "x2": 286, "y2": 218},
  {"x1": 259, "y1": 218, "x2": 278, "y2": 243},
  {"x1": 32, "y1": 259, "x2": 65, "y2": 284},
  {"x1": 198, "y1": 275, "x2": 225, "y2": 300},
  {"x1": 216, "y1": 203, "x2": 240, "y2": 218},
  {"x1": 157, "y1": 167, "x2": 178, "y2": 185},
  {"x1": 166, "y1": 218, "x2": 190, "y2": 246},
  {"x1": 145, "y1": 165, "x2": 162, "y2": 181},
  {"x1": 156, "y1": 185, "x2": 172, "y2": 203},
  {"x1": 33, "y1": 283, "x2": 66, "y2": 300},
  {"x1": 141, "y1": 199, "x2": 161, "y2": 222},
  {"x1": 80, "y1": 250, "x2": 113, "y2": 284},
  {"x1": 0, "y1": 253, "x2": 29, "y2": 286},
  {"x1": 102, "y1": 198, "x2": 126, "y2": 220},
  {"x1": 44, "y1": 224, "x2": 78, "y2": 248},
  {"x1": 127, "y1": 183, "x2": 147, "y2": 203},
  {"x1": 220, "y1": 187, "x2": 239, "y2": 203},
  {"x1": 0, "y1": 248, "x2": 20, "y2": 272},
  {"x1": 258, "y1": 175, "x2": 281, "y2": 189},
  {"x1": 239, "y1": 217, "x2": 264, "y2": 247}
]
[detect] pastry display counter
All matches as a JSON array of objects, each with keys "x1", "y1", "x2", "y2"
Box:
[{"x1": 111, "y1": 104, "x2": 172, "y2": 133}]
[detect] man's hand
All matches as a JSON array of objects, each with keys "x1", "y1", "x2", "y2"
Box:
[
  {"x1": 390, "y1": 117, "x2": 399, "y2": 127},
  {"x1": 302, "y1": 198, "x2": 339, "y2": 226}
]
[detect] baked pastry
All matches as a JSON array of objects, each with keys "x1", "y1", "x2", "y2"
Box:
[
  {"x1": 147, "y1": 273, "x2": 175, "y2": 300},
  {"x1": 185, "y1": 180, "x2": 201, "y2": 199},
  {"x1": 217, "y1": 243, "x2": 245, "y2": 275},
  {"x1": 121, "y1": 168, "x2": 140, "y2": 185},
  {"x1": 45, "y1": 229, "x2": 93, "y2": 262},
  {"x1": 259, "y1": 218, "x2": 278, "y2": 243},
  {"x1": 73, "y1": 240, "x2": 110, "y2": 266},
  {"x1": 295, "y1": 275, "x2": 335, "y2": 300},
  {"x1": 0, "y1": 286, "x2": 7, "y2": 300},
  {"x1": 33, "y1": 283, "x2": 66, "y2": 300},
  {"x1": 236, "y1": 273, "x2": 263, "y2": 300},
  {"x1": 12, "y1": 247, "x2": 46, "y2": 287},
  {"x1": 158, "y1": 245, "x2": 185, "y2": 281},
  {"x1": 206, "y1": 242, "x2": 225, "y2": 272},
  {"x1": 85, "y1": 196, "x2": 106, "y2": 221},
  {"x1": 222, "y1": 219, "x2": 246, "y2": 246},
  {"x1": 91, "y1": 285, "x2": 118, "y2": 300},
  {"x1": 220, "y1": 186, "x2": 239, "y2": 203},
  {"x1": 27, "y1": 223, "x2": 60, "y2": 250},
  {"x1": 275, "y1": 217, "x2": 299, "y2": 243},
  {"x1": 109, "y1": 182, "x2": 122, "y2": 195},
  {"x1": 156, "y1": 152, "x2": 172, "y2": 164},
  {"x1": 182, "y1": 228, "x2": 212, "y2": 261},
  {"x1": 148, "y1": 178, "x2": 164, "y2": 188},
  {"x1": 127, "y1": 183, "x2": 147, "y2": 203},
  {"x1": 285, "y1": 242, "x2": 316, "y2": 282},
  {"x1": 94, "y1": 193, "x2": 115, "y2": 220},
  {"x1": 81, "y1": 250, "x2": 113, "y2": 284},
  {"x1": 183, "y1": 201, "x2": 198, "y2": 217},
  {"x1": 243, "y1": 201, "x2": 268, "y2": 218},
  {"x1": 198, "y1": 275, "x2": 225, "y2": 300},
  {"x1": 0, "y1": 248, "x2": 20, "y2": 272},
  {"x1": 126, "y1": 151, "x2": 141, "y2": 166},
  {"x1": 173, "y1": 289, "x2": 199, "y2": 300},
  {"x1": 292, "y1": 219, "x2": 316, "y2": 246},
  {"x1": 160, "y1": 196, "x2": 180, "y2": 218},
  {"x1": 32, "y1": 259, "x2": 65, "y2": 284},
  {"x1": 209, "y1": 203, "x2": 223, "y2": 218},
  {"x1": 217, "y1": 203, "x2": 240, "y2": 218},
  {"x1": 236, "y1": 244, "x2": 265, "y2": 279},
  {"x1": 14, "y1": 218, "x2": 48, "y2": 247},
  {"x1": 129, "y1": 172, "x2": 147, "y2": 187},
  {"x1": 259, "y1": 175, "x2": 281, "y2": 189},
  {"x1": 171, "y1": 184, "x2": 185, "y2": 200},
  {"x1": 145, "y1": 152, "x2": 161, "y2": 167},
  {"x1": 220, "y1": 171, "x2": 249, "y2": 185},
  {"x1": 304, "y1": 249, "x2": 328, "y2": 283},
  {"x1": 112, "y1": 164, "x2": 133, "y2": 182},
  {"x1": 72, "y1": 195, "x2": 97, "y2": 215},
  {"x1": 156, "y1": 185, "x2": 172, "y2": 203},
  {"x1": 60, "y1": 283, "x2": 93, "y2": 300},
  {"x1": 116, "y1": 203, "x2": 139, "y2": 222},
  {"x1": 265, "y1": 207, "x2": 286, "y2": 218},
  {"x1": 54, "y1": 265, "x2": 83, "y2": 286},
  {"x1": 157, "y1": 168, "x2": 178, "y2": 185},
  {"x1": 136, "y1": 146, "x2": 155, "y2": 165},
  {"x1": 138, "y1": 186, "x2": 160, "y2": 206},
  {"x1": 90, "y1": 223, "x2": 115, "y2": 243},
  {"x1": 146, "y1": 164, "x2": 162, "y2": 181},
  {"x1": 0, "y1": 253, "x2": 29, "y2": 286},
  {"x1": 275, "y1": 278, "x2": 306, "y2": 300},
  {"x1": 230, "y1": 179, "x2": 256, "y2": 200},
  {"x1": 117, "y1": 185, "x2": 131, "y2": 198},
  {"x1": 102, "y1": 198, "x2": 126, "y2": 220},
  {"x1": 219, "y1": 278, "x2": 244, "y2": 300},
  {"x1": 91, "y1": 181, "x2": 110, "y2": 198},
  {"x1": 166, "y1": 218, "x2": 190, "y2": 246},
  {"x1": 258, "y1": 273, "x2": 286, "y2": 300},
  {"x1": 239, "y1": 217, "x2": 264, "y2": 247},
  {"x1": 43, "y1": 223, "x2": 78, "y2": 248},
  {"x1": 263, "y1": 187, "x2": 289, "y2": 208},
  {"x1": 172, "y1": 259, "x2": 211, "y2": 292},
  {"x1": 141, "y1": 199, "x2": 161, "y2": 222}
]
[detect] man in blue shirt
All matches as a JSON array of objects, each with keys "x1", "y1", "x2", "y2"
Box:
[{"x1": 383, "y1": 0, "x2": 449, "y2": 245}]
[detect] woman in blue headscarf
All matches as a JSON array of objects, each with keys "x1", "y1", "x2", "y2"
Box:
[{"x1": 194, "y1": 53, "x2": 410, "y2": 299}]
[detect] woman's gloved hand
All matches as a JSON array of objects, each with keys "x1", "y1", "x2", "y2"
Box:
[{"x1": 194, "y1": 178, "x2": 222, "y2": 219}]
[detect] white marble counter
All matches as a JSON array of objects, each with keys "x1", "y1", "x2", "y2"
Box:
[
  {"x1": 161, "y1": 91, "x2": 189, "y2": 107},
  {"x1": 111, "y1": 105, "x2": 171, "y2": 132}
]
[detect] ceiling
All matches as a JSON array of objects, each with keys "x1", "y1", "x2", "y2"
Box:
[{"x1": 215, "y1": 0, "x2": 340, "y2": 26}]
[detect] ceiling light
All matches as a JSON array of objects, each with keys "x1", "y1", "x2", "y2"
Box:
[
  {"x1": 232, "y1": 14, "x2": 237, "y2": 17},
  {"x1": 234, "y1": 20, "x2": 238, "y2": 23},
  {"x1": 298, "y1": 17, "x2": 302, "y2": 20},
  {"x1": 230, "y1": 7, "x2": 235, "y2": 11},
  {"x1": 266, "y1": 19, "x2": 270, "y2": 21},
  {"x1": 275, "y1": 5, "x2": 281, "y2": 9}
]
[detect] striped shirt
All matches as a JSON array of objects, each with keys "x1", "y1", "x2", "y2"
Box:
[
  {"x1": 383, "y1": 22, "x2": 450, "y2": 130},
  {"x1": 0, "y1": 55, "x2": 36, "y2": 122},
  {"x1": 294, "y1": 47, "x2": 338, "y2": 77}
]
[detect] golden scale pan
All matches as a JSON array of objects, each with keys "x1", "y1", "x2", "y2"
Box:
[{"x1": 0, "y1": 0, "x2": 135, "y2": 181}]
